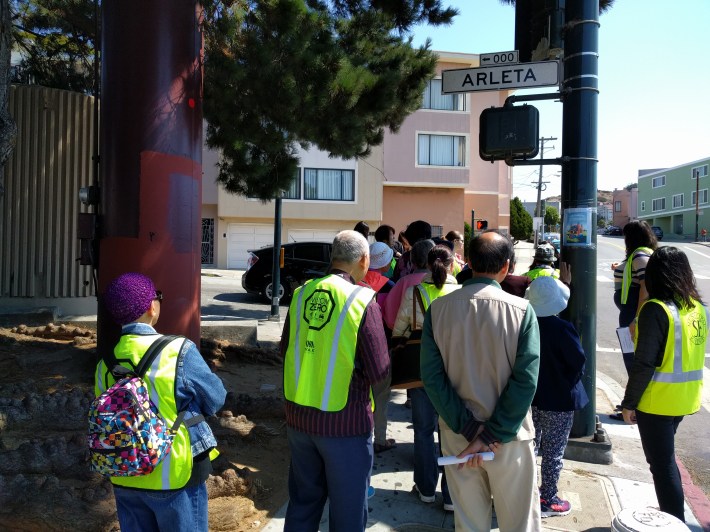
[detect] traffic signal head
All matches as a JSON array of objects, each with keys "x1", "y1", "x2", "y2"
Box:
[
  {"x1": 476, "y1": 220, "x2": 488, "y2": 231},
  {"x1": 479, "y1": 105, "x2": 539, "y2": 162}
]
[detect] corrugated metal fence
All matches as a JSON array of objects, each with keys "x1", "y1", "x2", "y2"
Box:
[{"x1": 0, "y1": 85, "x2": 95, "y2": 299}]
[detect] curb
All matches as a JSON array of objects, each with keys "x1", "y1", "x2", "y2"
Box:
[{"x1": 677, "y1": 458, "x2": 710, "y2": 530}]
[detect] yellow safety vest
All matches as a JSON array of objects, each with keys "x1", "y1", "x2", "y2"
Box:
[
  {"x1": 621, "y1": 246, "x2": 653, "y2": 304},
  {"x1": 416, "y1": 282, "x2": 461, "y2": 311},
  {"x1": 284, "y1": 274, "x2": 375, "y2": 412},
  {"x1": 94, "y1": 335, "x2": 194, "y2": 490},
  {"x1": 636, "y1": 299, "x2": 707, "y2": 416},
  {"x1": 523, "y1": 267, "x2": 560, "y2": 281}
]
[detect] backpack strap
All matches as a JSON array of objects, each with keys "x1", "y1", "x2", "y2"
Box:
[{"x1": 108, "y1": 334, "x2": 181, "y2": 380}]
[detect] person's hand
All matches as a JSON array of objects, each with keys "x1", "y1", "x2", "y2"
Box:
[
  {"x1": 622, "y1": 408, "x2": 637, "y2": 424},
  {"x1": 559, "y1": 261, "x2": 571, "y2": 285},
  {"x1": 611, "y1": 262, "x2": 619, "y2": 271},
  {"x1": 456, "y1": 438, "x2": 501, "y2": 469},
  {"x1": 629, "y1": 320, "x2": 636, "y2": 338}
]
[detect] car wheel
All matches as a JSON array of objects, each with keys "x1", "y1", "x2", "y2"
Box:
[{"x1": 262, "y1": 280, "x2": 289, "y2": 304}]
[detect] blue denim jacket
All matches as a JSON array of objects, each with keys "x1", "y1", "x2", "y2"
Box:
[{"x1": 121, "y1": 323, "x2": 227, "y2": 456}]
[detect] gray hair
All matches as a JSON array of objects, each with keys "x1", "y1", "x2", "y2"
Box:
[
  {"x1": 411, "y1": 239, "x2": 435, "y2": 269},
  {"x1": 331, "y1": 230, "x2": 369, "y2": 264}
]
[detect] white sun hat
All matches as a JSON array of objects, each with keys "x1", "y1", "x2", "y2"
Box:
[
  {"x1": 369, "y1": 241, "x2": 394, "y2": 270},
  {"x1": 525, "y1": 276, "x2": 570, "y2": 317}
]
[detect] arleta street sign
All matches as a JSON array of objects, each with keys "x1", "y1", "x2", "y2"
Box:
[{"x1": 442, "y1": 60, "x2": 560, "y2": 94}]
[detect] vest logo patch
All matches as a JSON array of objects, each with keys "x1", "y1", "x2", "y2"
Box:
[
  {"x1": 688, "y1": 310, "x2": 707, "y2": 346},
  {"x1": 304, "y1": 289, "x2": 336, "y2": 331}
]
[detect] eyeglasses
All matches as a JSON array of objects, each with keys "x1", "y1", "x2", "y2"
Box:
[{"x1": 154, "y1": 290, "x2": 163, "y2": 302}]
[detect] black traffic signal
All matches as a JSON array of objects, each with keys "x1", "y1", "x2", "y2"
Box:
[
  {"x1": 476, "y1": 220, "x2": 488, "y2": 231},
  {"x1": 479, "y1": 104, "x2": 539, "y2": 162}
]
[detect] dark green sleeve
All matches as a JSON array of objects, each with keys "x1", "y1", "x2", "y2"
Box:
[
  {"x1": 484, "y1": 304, "x2": 540, "y2": 443},
  {"x1": 421, "y1": 310, "x2": 482, "y2": 441}
]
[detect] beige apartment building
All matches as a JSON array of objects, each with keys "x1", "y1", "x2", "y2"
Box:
[{"x1": 202, "y1": 51, "x2": 513, "y2": 270}]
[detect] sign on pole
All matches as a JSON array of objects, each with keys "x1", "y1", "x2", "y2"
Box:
[
  {"x1": 442, "y1": 60, "x2": 560, "y2": 94},
  {"x1": 479, "y1": 50, "x2": 519, "y2": 66}
]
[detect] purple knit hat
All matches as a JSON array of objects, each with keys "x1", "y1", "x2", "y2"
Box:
[{"x1": 104, "y1": 273, "x2": 156, "y2": 325}]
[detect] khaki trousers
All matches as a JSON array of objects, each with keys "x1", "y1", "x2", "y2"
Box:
[{"x1": 441, "y1": 426, "x2": 541, "y2": 532}]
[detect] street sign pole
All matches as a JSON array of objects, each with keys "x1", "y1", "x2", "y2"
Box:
[
  {"x1": 695, "y1": 168, "x2": 700, "y2": 241},
  {"x1": 562, "y1": 0, "x2": 600, "y2": 438}
]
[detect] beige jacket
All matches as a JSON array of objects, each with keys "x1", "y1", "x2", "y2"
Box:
[
  {"x1": 392, "y1": 273, "x2": 459, "y2": 338},
  {"x1": 427, "y1": 279, "x2": 538, "y2": 442}
]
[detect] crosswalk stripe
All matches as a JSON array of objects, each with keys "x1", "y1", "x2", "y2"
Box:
[
  {"x1": 597, "y1": 275, "x2": 614, "y2": 283},
  {"x1": 682, "y1": 246, "x2": 710, "y2": 260}
]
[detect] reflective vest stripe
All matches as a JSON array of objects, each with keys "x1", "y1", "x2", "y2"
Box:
[
  {"x1": 650, "y1": 302, "x2": 704, "y2": 384},
  {"x1": 417, "y1": 285, "x2": 431, "y2": 307},
  {"x1": 293, "y1": 285, "x2": 308, "y2": 386},
  {"x1": 652, "y1": 369, "x2": 705, "y2": 383},
  {"x1": 620, "y1": 247, "x2": 653, "y2": 304},
  {"x1": 321, "y1": 285, "x2": 367, "y2": 411}
]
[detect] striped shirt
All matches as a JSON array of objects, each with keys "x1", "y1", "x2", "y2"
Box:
[
  {"x1": 613, "y1": 248, "x2": 652, "y2": 291},
  {"x1": 281, "y1": 272, "x2": 390, "y2": 437}
]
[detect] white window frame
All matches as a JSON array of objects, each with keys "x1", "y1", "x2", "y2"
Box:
[
  {"x1": 652, "y1": 197, "x2": 666, "y2": 212},
  {"x1": 421, "y1": 78, "x2": 467, "y2": 112},
  {"x1": 283, "y1": 168, "x2": 301, "y2": 200},
  {"x1": 691, "y1": 165, "x2": 708, "y2": 179},
  {"x1": 415, "y1": 132, "x2": 469, "y2": 168},
  {"x1": 614, "y1": 201, "x2": 621, "y2": 212},
  {"x1": 672, "y1": 194, "x2": 684, "y2": 208},
  {"x1": 691, "y1": 188, "x2": 709, "y2": 206},
  {"x1": 652, "y1": 175, "x2": 666, "y2": 188}
]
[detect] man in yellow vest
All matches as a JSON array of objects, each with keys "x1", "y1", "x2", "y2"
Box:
[
  {"x1": 523, "y1": 243, "x2": 560, "y2": 281},
  {"x1": 98, "y1": 273, "x2": 226, "y2": 531},
  {"x1": 281, "y1": 230, "x2": 390, "y2": 531}
]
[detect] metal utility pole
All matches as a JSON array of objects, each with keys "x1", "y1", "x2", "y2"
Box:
[
  {"x1": 270, "y1": 197, "x2": 282, "y2": 320},
  {"x1": 535, "y1": 136, "x2": 557, "y2": 246},
  {"x1": 695, "y1": 168, "x2": 700, "y2": 241},
  {"x1": 562, "y1": 0, "x2": 600, "y2": 438}
]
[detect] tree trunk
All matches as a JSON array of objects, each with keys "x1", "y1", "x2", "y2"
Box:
[{"x1": 0, "y1": 0, "x2": 17, "y2": 199}]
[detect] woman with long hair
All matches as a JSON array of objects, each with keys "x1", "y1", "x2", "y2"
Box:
[
  {"x1": 392, "y1": 244, "x2": 460, "y2": 512},
  {"x1": 612, "y1": 221, "x2": 658, "y2": 373},
  {"x1": 621, "y1": 246, "x2": 706, "y2": 522}
]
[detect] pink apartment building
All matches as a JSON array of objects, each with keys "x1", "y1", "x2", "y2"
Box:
[{"x1": 382, "y1": 52, "x2": 512, "y2": 238}]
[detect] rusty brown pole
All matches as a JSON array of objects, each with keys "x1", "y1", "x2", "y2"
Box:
[{"x1": 98, "y1": 1, "x2": 203, "y2": 351}]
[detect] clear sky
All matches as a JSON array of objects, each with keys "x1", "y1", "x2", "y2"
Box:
[{"x1": 411, "y1": 0, "x2": 710, "y2": 203}]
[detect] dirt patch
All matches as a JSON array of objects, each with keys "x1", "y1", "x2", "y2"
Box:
[{"x1": 0, "y1": 324, "x2": 289, "y2": 531}]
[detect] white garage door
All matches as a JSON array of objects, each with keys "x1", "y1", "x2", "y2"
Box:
[
  {"x1": 288, "y1": 229, "x2": 339, "y2": 243},
  {"x1": 227, "y1": 224, "x2": 274, "y2": 269}
]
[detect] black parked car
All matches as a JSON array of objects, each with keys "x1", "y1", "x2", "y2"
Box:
[
  {"x1": 606, "y1": 226, "x2": 623, "y2": 236},
  {"x1": 241, "y1": 241, "x2": 332, "y2": 303},
  {"x1": 651, "y1": 226, "x2": 664, "y2": 241}
]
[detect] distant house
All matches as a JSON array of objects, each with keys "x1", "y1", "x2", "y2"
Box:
[
  {"x1": 612, "y1": 187, "x2": 638, "y2": 228},
  {"x1": 637, "y1": 157, "x2": 710, "y2": 238}
]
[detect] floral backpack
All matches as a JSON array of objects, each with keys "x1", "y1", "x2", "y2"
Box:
[{"x1": 88, "y1": 335, "x2": 185, "y2": 477}]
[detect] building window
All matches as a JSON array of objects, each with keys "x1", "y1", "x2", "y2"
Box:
[
  {"x1": 672, "y1": 194, "x2": 684, "y2": 208},
  {"x1": 431, "y1": 225, "x2": 443, "y2": 238},
  {"x1": 422, "y1": 79, "x2": 465, "y2": 111},
  {"x1": 417, "y1": 134, "x2": 466, "y2": 167},
  {"x1": 614, "y1": 201, "x2": 621, "y2": 212},
  {"x1": 691, "y1": 165, "x2": 708, "y2": 179},
  {"x1": 641, "y1": 201, "x2": 645, "y2": 211},
  {"x1": 201, "y1": 218, "x2": 214, "y2": 265},
  {"x1": 692, "y1": 189, "x2": 709, "y2": 206},
  {"x1": 304, "y1": 168, "x2": 355, "y2": 201},
  {"x1": 652, "y1": 175, "x2": 666, "y2": 188},
  {"x1": 283, "y1": 168, "x2": 301, "y2": 199},
  {"x1": 652, "y1": 198, "x2": 666, "y2": 212}
]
